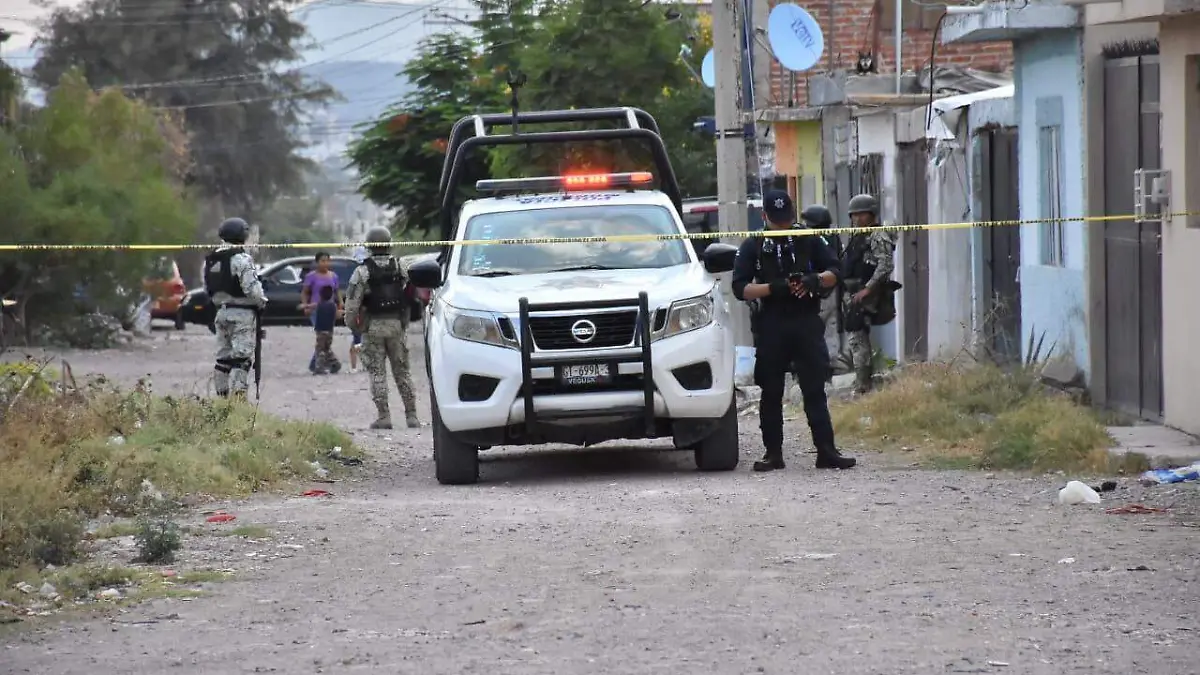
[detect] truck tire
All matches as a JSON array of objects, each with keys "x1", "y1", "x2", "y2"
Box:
[
  {"x1": 432, "y1": 388, "x2": 479, "y2": 485},
  {"x1": 694, "y1": 399, "x2": 739, "y2": 471}
]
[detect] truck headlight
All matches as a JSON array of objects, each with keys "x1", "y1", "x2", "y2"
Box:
[
  {"x1": 657, "y1": 292, "x2": 714, "y2": 340},
  {"x1": 446, "y1": 306, "x2": 513, "y2": 348}
]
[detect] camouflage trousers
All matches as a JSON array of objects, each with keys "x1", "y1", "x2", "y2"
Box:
[
  {"x1": 214, "y1": 306, "x2": 257, "y2": 397},
  {"x1": 847, "y1": 329, "x2": 873, "y2": 392},
  {"x1": 361, "y1": 317, "x2": 417, "y2": 419},
  {"x1": 314, "y1": 331, "x2": 340, "y2": 374}
]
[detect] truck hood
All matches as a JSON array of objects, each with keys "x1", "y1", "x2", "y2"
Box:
[{"x1": 440, "y1": 264, "x2": 716, "y2": 314}]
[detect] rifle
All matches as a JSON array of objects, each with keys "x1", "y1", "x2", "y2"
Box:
[{"x1": 254, "y1": 309, "x2": 264, "y2": 400}]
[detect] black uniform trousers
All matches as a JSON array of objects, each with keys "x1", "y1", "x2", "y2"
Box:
[{"x1": 754, "y1": 308, "x2": 836, "y2": 453}]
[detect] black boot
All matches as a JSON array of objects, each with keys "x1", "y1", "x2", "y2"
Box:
[
  {"x1": 815, "y1": 443, "x2": 856, "y2": 470},
  {"x1": 753, "y1": 448, "x2": 786, "y2": 472}
]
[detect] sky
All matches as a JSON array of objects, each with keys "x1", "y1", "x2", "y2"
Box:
[
  {"x1": 1, "y1": 0, "x2": 476, "y2": 64},
  {"x1": 1, "y1": 0, "x2": 476, "y2": 156}
]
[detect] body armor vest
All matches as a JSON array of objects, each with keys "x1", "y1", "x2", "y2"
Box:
[
  {"x1": 203, "y1": 247, "x2": 246, "y2": 298},
  {"x1": 363, "y1": 257, "x2": 407, "y2": 317},
  {"x1": 841, "y1": 233, "x2": 876, "y2": 283},
  {"x1": 756, "y1": 234, "x2": 819, "y2": 311}
]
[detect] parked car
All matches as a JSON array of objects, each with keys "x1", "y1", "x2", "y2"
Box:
[
  {"x1": 398, "y1": 252, "x2": 437, "y2": 313},
  {"x1": 681, "y1": 196, "x2": 765, "y2": 255},
  {"x1": 179, "y1": 254, "x2": 429, "y2": 330},
  {"x1": 143, "y1": 257, "x2": 188, "y2": 329}
]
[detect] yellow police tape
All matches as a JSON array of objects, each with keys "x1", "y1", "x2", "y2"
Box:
[{"x1": 0, "y1": 212, "x2": 1194, "y2": 251}]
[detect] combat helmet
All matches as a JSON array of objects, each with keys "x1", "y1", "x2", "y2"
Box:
[
  {"x1": 847, "y1": 193, "x2": 879, "y2": 217},
  {"x1": 218, "y1": 217, "x2": 249, "y2": 244},
  {"x1": 800, "y1": 204, "x2": 833, "y2": 229},
  {"x1": 365, "y1": 225, "x2": 392, "y2": 254}
]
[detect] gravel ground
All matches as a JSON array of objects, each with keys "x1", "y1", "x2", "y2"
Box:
[{"x1": 2, "y1": 323, "x2": 1198, "y2": 675}]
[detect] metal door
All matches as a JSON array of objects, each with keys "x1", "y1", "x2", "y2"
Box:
[
  {"x1": 1103, "y1": 54, "x2": 1163, "y2": 420},
  {"x1": 897, "y1": 141, "x2": 930, "y2": 361},
  {"x1": 978, "y1": 127, "x2": 1022, "y2": 362}
]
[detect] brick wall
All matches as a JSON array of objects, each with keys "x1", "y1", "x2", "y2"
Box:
[{"x1": 765, "y1": 0, "x2": 1013, "y2": 107}]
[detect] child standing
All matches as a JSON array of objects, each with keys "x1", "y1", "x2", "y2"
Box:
[{"x1": 313, "y1": 285, "x2": 342, "y2": 375}]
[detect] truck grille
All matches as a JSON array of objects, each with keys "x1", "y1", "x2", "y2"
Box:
[{"x1": 529, "y1": 310, "x2": 638, "y2": 350}]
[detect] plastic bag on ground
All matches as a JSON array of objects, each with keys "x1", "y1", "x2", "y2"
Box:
[
  {"x1": 1140, "y1": 461, "x2": 1200, "y2": 485},
  {"x1": 1058, "y1": 480, "x2": 1102, "y2": 505}
]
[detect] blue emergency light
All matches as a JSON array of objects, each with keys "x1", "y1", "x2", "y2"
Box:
[{"x1": 475, "y1": 171, "x2": 654, "y2": 195}]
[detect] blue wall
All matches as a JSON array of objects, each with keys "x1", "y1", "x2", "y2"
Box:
[{"x1": 1015, "y1": 30, "x2": 1089, "y2": 375}]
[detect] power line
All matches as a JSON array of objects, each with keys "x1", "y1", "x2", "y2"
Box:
[{"x1": 113, "y1": 0, "x2": 446, "y2": 91}]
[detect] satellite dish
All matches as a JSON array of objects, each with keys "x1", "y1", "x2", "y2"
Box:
[
  {"x1": 700, "y1": 49, "x2": 715, "y2": 88},
  {"x1": 767, "y1": 3, "x2": 825, "y2": 73}
]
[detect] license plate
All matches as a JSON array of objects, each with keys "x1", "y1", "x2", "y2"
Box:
[{"x1": 559, "y1": 363, "x2": 611, "y2": 386}]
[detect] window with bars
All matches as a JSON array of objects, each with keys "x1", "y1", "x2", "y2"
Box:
[{"x1": 1039, "y1": 124, "x2": 1065, "y2": 266}]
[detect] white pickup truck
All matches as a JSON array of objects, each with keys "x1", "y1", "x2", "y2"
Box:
[{"x1": 407, "y1": 107, "x2": 743, "y2": 485}]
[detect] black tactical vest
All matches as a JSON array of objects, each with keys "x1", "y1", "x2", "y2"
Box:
[
  {"x1": 363, "y1": 257, "x2": 407, "y2": 317},
  {"x1": 756, "y1": 234, "x2": 819, "y2": 312},
  {"x1": 203, "y1": 247, "x2": 246, "y2": 298},
  {"x1": 841, "y1": 233, "x2": 876, "y2": 283}
]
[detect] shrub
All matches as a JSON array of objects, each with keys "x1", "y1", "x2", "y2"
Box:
[
  {"x1": 0, "y1": 376, "x2": 359, "y2": 571},
  {"x1": 831, "y1": 362, "x2": 1113, "y2": 472}
]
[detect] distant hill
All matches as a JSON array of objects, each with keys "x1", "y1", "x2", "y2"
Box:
[
  {"x1": 306, "y1": 59, "x2": 413, "y2": 121},
  {"x1": 300, "y1": 59, "x2": 414, "y2": 160}
]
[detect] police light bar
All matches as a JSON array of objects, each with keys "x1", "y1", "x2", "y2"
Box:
[{"x1": 475, "y1": 171, "x2": 654, "y2": 194}]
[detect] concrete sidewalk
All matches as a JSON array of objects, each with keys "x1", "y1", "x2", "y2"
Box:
[{"x1": 1107, "y1": 424, "x2": 1200, "y2": 468}]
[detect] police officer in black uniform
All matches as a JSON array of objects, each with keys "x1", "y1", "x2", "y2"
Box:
[{"x1": 732, "y1": 190, "x2": 857, "y2": 472}]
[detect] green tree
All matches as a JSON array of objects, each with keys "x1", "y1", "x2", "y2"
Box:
[
  {"x1": 347, "y1": 32, "x2": 492, "y2": 236},
  {"x1": 348, "y1": 0, "x2": 716, "y2": 238},
  {"x1": 0, "y1": 70, "x2": 196, "y2": 336},
  {"x1": 0, "y1": 28, "x2": 20, "y2": 128},
  {"x1": 32, "y1": 0, "x2": 335, "y2": 220},
  {"x1": 256, "y1": 192, "x2": 337, "y2": 261},
  {"x1": 489, "y1": 0, "x2": 714, "y2": 193}
]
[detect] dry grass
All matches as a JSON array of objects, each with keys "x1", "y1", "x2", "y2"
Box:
[
  {"x1": 0, "y1": 363, "x2": 359, "y2": 571},
  {"x1": 831, "y1": 362, "x2": 1118, "y2": 472}
]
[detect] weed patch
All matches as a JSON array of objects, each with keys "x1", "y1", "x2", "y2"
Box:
[
  {"x1": 216, "y1": 525, "x2": 272, "y2": 539},
  {"x1": 0, "y1": 371, "x2": 359, "y2": 572},
  {"x1": 831, "y1": 362, "x2": 1115, "y2": 472},
  {"x1": 1, "y1": 563, "x2": 232, "y2": 622}
]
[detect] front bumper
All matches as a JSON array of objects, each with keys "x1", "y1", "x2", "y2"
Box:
[{"x1": 428, "y1": 293, "x2": 733, "y2": 437}]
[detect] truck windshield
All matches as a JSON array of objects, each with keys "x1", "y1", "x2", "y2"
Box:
[{"x1": 457, "y1": 204, "x2": 691, "y2": 277}]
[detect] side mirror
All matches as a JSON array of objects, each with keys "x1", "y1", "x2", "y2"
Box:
[
  {"x1": 408, "y1": 259, "x2": 444, "y2": 289},
  {"x1": 701, "y1": 242, "x2": 738, "y2": 274}
]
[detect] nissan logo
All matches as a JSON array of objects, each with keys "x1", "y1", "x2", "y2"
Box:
[{"x1": 570, "y1": 319, "x2": 597, "y2": 343}]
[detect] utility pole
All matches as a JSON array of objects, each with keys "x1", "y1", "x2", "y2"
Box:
[
  {"x1": 750, "y1": 0, "x2": 775, "y2": 195},
  {"x1": 712, "y1": 0, "x2": 752, "y2": 347}
]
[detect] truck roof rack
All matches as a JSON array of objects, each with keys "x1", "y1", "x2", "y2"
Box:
[{"x1": 435, "y1": 107, "x2": 683, "y2": 246}]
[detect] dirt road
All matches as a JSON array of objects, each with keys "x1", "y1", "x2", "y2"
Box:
[{"x1": 3, "y1": 324, "x2": 1197, "y2": 674}]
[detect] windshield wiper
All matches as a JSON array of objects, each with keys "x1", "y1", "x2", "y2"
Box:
[
  {"x1": 470, "y1": 269, "x2": 521, "y2": 277},
  {"x1": 545, "y1": 264, "x2": 625, "y2": 272}
]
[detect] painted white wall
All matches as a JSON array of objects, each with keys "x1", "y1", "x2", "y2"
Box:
[
  {"x1": 924, "y1": 112, "x2": 975, "y2": 359},
  {"x1": 1014, "y1": 30, "x2": 1090, "y2": 374},
  {"x1": 853, "y1": 111, "x2": 900, "y2": 362},
  {"x1": 1158, "y1": 15, "x2": 1200, "y2": 434}
]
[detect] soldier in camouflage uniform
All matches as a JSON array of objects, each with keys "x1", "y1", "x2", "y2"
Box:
[
  {"x1": 203, "y1": 217, "x2": 267, "y2": 398},
  {"x1": 344, "y1": 226, "x2": 419, "y2": 430},
  {"x1": 840, "y1": 194, "x2": 897, "y2": 395}
]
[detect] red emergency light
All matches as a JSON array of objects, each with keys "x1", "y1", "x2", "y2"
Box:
[{"x1": 476, "y1": 171, "x2": 654, "y2": 195}]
